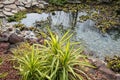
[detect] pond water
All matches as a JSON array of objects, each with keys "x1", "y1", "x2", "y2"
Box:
[{"x1": 21, "y1": 11, "x2": 120, "y2": 59}]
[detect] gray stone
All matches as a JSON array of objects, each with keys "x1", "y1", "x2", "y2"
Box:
[
  {"x1": 3, "y1": 0, "x2": 15, "y2": 5},
  {"x1": 0, "y1": 12, "x2": 5, "y2": 18},
  {"x1": 32, "y1": 2, "x2": 39, "y2": 6},
  {"x1": 5, "y1": 4, "x2": 17, "y2": 9},
  {"x1": 3, "y1": 10, "x2": 14, "y2": 16},
  {"x1": 18, "y1": 6, "x2": 26, "y2": 11},
  {"x1": 25, "y1": 2, "x2": 32, "y2": 8},
  {"x1": 37, "y1": 4, "x2": 44, "y2": 9},
  {"x1": 11, "y1": 10, "x2": 18, "y2": 14},
  {"x1": 4, "y1": 7, "x2": 11, "y2": 12},
  {"x1": 0, "y1": 4, "x2": 4, "y2": 9}
]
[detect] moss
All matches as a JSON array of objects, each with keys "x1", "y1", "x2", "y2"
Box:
[
  {"x1": 7, "y1": 11, "x2": 27, "y2": 22},
  {"x1": 105, "y1": 56, "x2": 120, "y2": 73}
]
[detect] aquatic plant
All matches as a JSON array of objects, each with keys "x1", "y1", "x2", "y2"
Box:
[
  {"x1": 12, "y1": 29, "x2": 94, "y2": 80},
  {"x1": 7, "y1": 11, "x2": 26, "y2": 22},
  {"x1": 49, "y1": 0, "x2": 67, "y2": 5},
  {"x1": 105, "y1": 56, "x2": 120, "y2": 73}
]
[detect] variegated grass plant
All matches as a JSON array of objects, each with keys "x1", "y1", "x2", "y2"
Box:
[{"x1": 12, "y1": 29, "x2": 94, "y2": 80}]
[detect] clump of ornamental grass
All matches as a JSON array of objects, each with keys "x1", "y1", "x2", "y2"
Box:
[{"x1": 12, "y1": 29, "x2": 94, "y2": 80}]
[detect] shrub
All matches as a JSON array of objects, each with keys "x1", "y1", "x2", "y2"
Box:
[{"x1": 12, "y1": 29, "x2": 93, "y2": 80}]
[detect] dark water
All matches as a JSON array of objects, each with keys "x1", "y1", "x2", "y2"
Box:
[{"x1": 21, "y1": 11, "x2": 120, "y2": 59}]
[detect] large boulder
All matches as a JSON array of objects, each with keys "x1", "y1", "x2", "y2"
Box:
[{"x1": 8, "y1": 33, "x2": 24, "y2": 44}]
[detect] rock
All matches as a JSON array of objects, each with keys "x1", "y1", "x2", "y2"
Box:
[
  {"x1": 37, "y1": 4, "x2": 44, "y2": 9},
  {"x1": 0, "y1": 4, "x2": 4, "y2": 9},
  {"x1": 0, "y1": 12, "x2": 5, "y2": 18},
  {"x1": 115, "y1": 74, "x2": 120, "y2": 80},
  {"x1": 99, "y1": 65, "x2": 116, "y2": 79},
  {"x1": 3, "y1": 0, "x2": 15, "y2": 5},
  {"x1": 3, "y1": 10, "x2": 14, "y2": 16},
  {"x1": 0, "y1": 42, "x2": 10, "y2": 52},
  {"x1": 11, "y1": 10, "x2": 18, "y2": 14},
  {"x1": 18, "y1": 6, "x2": 26, "y2": 11},
  {"x1": 8, "y1": 33, "x2": 24, "y2": 44},
  {"x1": 32, "y1": 2, "x2": 39, "y2": 6},
  {"x1": 5, "y1": 4, "x2": 17, "y2": 9},
  {"x1": 4, "y1": 7, "x2": 11, "y2": 12},
  {"x1": 25, "y1": 2, "x2": 32, "y2": 8},
  {"x1": 88, "y1": 58, "x2": 106, "y2": 68},
  {"x1": 0, "y1": 32, "x2": 10, "y2": 42}
]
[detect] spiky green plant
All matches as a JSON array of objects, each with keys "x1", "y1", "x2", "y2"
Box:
[
  {"x1": 12, "y1": 43, "x2": 50, "y2": 80},
  {"x1": 12, "y1": 29, "x2": 93, "y2": 80},
  {"x1": 40, "y1": 29, "x2": 94, "y2": 80}
]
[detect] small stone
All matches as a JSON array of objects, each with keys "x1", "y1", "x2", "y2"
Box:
[
  {"x1": 5, "y1": 4, "x2": 17, "y2": 9},
  {"x1": 4, "y1": 7, "x2": 11, "y2": 12},
  {"x1": 0, "y1": 12, "x2": 5, "y2": 18},
  {"x1": 0, "y1": 4, "x2": 3, "y2": 9},
  {"x1": 11, "y1": 10, "x2": 18, "y2": 14},
  {"x1": 3, "y1": 0, "x2": 15, "y2": 5},
  {"x1": 37, "y1": 4, "x2": 44, "y2": 9},
  {"x1": 32, "y1": 2, "x2": 39, "y2": 6},
  {"x1": 3, "y1": 10, "x2": 14, "y2": 16},
  {"x1": 25, "y1": 2, "x2": 32, "y2": 8},
  {"x1": 8, "y1": 33, "x2": 24, "y2": 44},
  {"x1": 18, "y1": 6, "x2": 26, "y2": 11}
]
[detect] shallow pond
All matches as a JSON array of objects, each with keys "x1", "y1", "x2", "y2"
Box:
[{"x1": 21, "y1": 11, "x2": 120, "y2": 59}]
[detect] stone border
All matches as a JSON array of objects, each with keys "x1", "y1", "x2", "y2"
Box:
[
  {"x1": 89, "y1": 57, "x2": 120, "y2": 80},
  {"x1": 0, "y1": 0, "x2": 48, "y2": 17}
]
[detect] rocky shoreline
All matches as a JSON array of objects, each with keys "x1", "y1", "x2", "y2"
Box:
[{"x1": 0, "y1": 0, "x2": 48, "y2": 17}]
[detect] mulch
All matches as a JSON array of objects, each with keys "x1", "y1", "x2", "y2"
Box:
[{"x1": 0, "y1": 52, "x2": 117, "y2": 80}]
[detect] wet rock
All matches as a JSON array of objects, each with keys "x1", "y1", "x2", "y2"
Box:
[
  {"x1": 3, "y1": 0, "x2": 15, "y2": 5},
  {"x1": 0, "y1": 42, "x2": 10, "y2": 52},
  {"x1": 8, "y1": 33, "x2": 24, "y2": 44},
  {"x1": 3, "y1": 10, "x2": 14, "y2": 16}
]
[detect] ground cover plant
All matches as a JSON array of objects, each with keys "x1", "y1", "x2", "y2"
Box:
[{"x1": 12, "y1": 29, "x2": 94, "y2": 80}]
